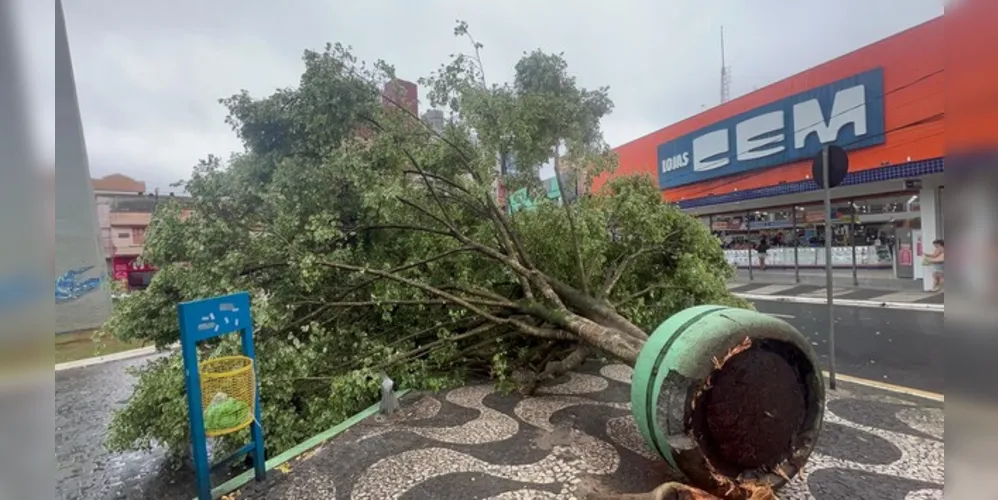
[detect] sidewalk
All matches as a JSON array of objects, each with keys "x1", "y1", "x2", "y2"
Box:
[
  {"x1": 729, "y1": 270, "x2": 944, "y2": 306},
  {"x1": 734, "y1": 268, "x2": 922, "y2": 291},
  {"x1": 233, "y1": 360, "x2": 943, "y2": 500}
]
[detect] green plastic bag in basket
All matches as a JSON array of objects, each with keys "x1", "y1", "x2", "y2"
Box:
[{"x1": 204, "y1": 392, "x2": 251, "y2": 433}]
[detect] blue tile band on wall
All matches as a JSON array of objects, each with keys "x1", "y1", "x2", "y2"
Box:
[
  {"x1": 658, "y1": 68, "x2": 886, "y2": 189},
  {"x1": 676, "y1": 157, "x2": 944, "y2": 209}
]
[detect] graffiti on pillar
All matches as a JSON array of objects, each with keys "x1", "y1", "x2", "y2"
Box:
[{"x1": 54, "y1": 266, "x2": 103, "y2": 303}]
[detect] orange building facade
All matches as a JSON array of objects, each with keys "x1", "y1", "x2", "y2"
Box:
[{"x1": 595, "y1": 17, "x2": 946, "y2": 290}]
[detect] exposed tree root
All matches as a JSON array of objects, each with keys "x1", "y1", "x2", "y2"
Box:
[
  {"x1": 586, "y1": 481, "x2": 775, "y2": 500},
  {"x1": 519, "y1": 344, "x2": 589, "y2": 396}
]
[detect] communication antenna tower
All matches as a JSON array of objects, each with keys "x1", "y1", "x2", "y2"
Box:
[{"x1": 720, "y1": 26, "x2": 732, "y2": 104}]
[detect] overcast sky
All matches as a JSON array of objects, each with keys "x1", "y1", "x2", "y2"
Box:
[{"x1": 21, "y1": 0, "x2": 942, "y2": 191}]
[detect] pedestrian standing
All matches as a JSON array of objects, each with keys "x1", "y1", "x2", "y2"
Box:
[
  {"x1": 755, "y1": 238, "x2": 770, "y2": 270},
  {"x1": 923, "y1": 239, "x2": 945, "y2": 292}
]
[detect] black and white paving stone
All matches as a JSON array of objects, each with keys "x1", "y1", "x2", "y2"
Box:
[{"x1": 234, "y1": 360, "x2": 944, "y2": 500}]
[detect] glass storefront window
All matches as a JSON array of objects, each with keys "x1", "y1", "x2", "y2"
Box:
[{"x1": 853, "y1": 194, "x2": 920, "y2": 214}]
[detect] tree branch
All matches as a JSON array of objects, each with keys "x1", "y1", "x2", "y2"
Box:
[
  {"x1": 238, "y1": 262, "x2": 288, "y2": 277},
  {"x1": 320, "y1": 245, "x2": 477, "y2": 306},
  {"x1": 483, "y1": 181, "x2": 537, "y2": 268},
  {"x1": 395, "y1": 196, "x2": 454, "y2": 231},
  {"x1": 372, "y1": 322, "x2": 503, "y2": 371},
  {"x1": 409, "y1": 146, "x2": 528, "y2": 269},
  {"x1": 319, "y1": 259, "x2": 510, "y2": 318},
  {"x1": 354, "y1": 199, "x2": 550, "y2": 310},
  {"x1": 600, "y1": 242, "x2": 675, "y2": 298},
  {"x1": 441, "y1": 284, "x2": 513, "y2": 303},
  {"x1": 560, "y1": 312, "x2": 643, "y2": 365},
  {"x1": 316, "y1": 257, "x2": 569, "y2": 342},
  {"x1": 401, "y1": 170, "x2": 475, "y2": 197},
  {"x1": 383, "y1": 317, "x2": 484, "y2": 349},
  {"x1": 552, "y1": 146, "x2": 590, "y2": 295},
  {"x1": 352, "y1": 224, "x2": 454, "y2": 238},
  {"x1": 543, "y1": 276, "x2": 648, "y2": 342},
  {"x1": 454, "y1": 332, "x2": 516, "y2": 360},
  {"x1": 303, "y1": 298, "x2": 514, "y2": 308},
  {"x1": 506, "y1": 317, "x2": 576, "y2": 341},
  {"x1": 518, "y1": 276, "x2": 536, "y2": 301},
  {"x1": 361, "y1": 79, "x2": 538, "y2": 278},
  {"x1": 613, "y1": 284, "x2": 679, "y2": 308},
  {"x1": 396, "y1": 145, "x2": 465, "y2": 234}
]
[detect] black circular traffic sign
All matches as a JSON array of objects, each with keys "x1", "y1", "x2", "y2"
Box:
[{"x1": 811, "y1": 145, "x2": 849, "y2": 189}]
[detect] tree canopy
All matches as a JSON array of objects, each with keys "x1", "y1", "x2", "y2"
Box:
[{"x1": 103, "y1": 22, "x2": 746, "y2": 462}]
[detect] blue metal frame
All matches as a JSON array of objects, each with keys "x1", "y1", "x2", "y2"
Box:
[{"x1": 178, "y1": 291, "x2": 266, "y2": 500}]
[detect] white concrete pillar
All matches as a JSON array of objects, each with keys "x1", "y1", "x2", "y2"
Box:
[
  {"x1": 918, "y1": 181, "x2": 942, "y2": 291},
  {"x1": 55, "y1": 0, "x2": 113, "y2": 331}
]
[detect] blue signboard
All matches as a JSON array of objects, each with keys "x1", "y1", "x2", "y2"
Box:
[
  {"x1": 658, "y1": 68, "x2": 885, "y2": 189},
  {"x1": 178, "y1": 292, "x2": 266, "y2": 499}
]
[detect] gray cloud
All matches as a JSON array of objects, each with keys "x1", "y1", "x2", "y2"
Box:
[{"x1": 24, "y1": 0, "x2": 942, "y2": 190}]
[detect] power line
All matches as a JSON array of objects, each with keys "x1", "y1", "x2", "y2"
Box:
[{"x1": 789, "y1": 68, "x2": 943, "y2": 141}]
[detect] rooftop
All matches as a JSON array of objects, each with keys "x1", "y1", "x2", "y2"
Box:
[{"x1": 92, "y1": 174, "x2": 146, "y2": 194}]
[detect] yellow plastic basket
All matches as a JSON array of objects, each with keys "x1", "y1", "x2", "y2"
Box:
[{"x1": 199, "y1": 355, "x2": 256, "y2": 437}]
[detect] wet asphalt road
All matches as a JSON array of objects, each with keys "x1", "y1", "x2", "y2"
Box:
[
  {"x1": 749, "y1": 300, "x2": 945, "y2": 394},
  {"x1": 55, "y1": 353, "x2": 195, "y2": 500}
]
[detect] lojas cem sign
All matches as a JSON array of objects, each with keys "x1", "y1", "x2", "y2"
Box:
[{"x1": 658, "y1": 68, "x2": 885, "y2": 189}]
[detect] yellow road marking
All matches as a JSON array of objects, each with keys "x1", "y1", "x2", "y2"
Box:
[{"x1": 827, "y1": 371, "x2": 944, "y2": 401}]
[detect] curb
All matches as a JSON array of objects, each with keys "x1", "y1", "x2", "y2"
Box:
[
  {"x1": 830, "y1": 372, "x2": 944, "y2": 402},
  {"x1": 735, "y1": 292, "x2": 944, "y2": 312},
  {"x1": 54, "y1": 343, "x2": 178, "y2": 372},
  {"x1": 205, "y1": 389, "x2": 411, "y2": 500}
]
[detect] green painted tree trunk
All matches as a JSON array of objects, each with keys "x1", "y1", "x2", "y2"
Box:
[{"x1": 630, "y1": 306, "x2": 825, "y2": 499}]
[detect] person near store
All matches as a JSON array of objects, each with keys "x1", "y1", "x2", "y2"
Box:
[
  {"x1": 923, "y1": 239, "x2": 945, "y2": 292},
  {"x1": 755, "y1": 238, "x2": 770, "y2": 270}
]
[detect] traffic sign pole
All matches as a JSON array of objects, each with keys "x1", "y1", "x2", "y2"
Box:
[{"x1": 821, "y1": 146, "x2": 837, "y2": 390}]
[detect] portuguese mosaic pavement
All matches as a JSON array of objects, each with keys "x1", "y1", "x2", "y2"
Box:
[{"x1": 236, "y1": 360, "x2": 944, "y2": 500}]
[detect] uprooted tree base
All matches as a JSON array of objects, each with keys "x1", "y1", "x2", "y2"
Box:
[
  {"x1": 588, "y1": 343, "x2": 805, "y2": 500},
  {"x1": 702, "y1": 347, "x2": 807, "y2": 472},
  {"x1": 588, "y1": 482, "x2": 776, "y2": 500}
]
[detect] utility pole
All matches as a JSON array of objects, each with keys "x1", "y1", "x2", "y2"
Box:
[{"x1": 720, "y1": 26, "x2": 731, "y2": 104}]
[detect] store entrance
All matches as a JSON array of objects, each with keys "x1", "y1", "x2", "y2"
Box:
[{"x1": 708, "y1": 192, "x2": 924, "y2": 279}]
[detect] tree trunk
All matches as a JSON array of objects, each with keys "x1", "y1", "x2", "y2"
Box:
[
  {"x1": 562, "y1": 314, "x2": 643, "y2": 366},
  {"x1": 546, "y1": 277, "x2": 648, "y2": 342}
]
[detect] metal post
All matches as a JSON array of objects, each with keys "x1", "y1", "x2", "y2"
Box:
[
  {"x1": 180, "y1": 336, "x2": 212, "y2": 499},
  {"x1": 822, "y1": 146, "x2": 837, "y2": 390},
  {"x1": 850, "y1": 198, "x2": 858, "y2": 286},
  {"x1": 745, "y1": 212, "x2": 755, "y2": 281},
  {"x1": 241, "y1": 319, "x2": 267, "y2": 481},
  {"x1": 791, "y1": 206, "x2": 800, "y2": 283}
]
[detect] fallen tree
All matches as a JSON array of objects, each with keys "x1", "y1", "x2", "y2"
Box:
[{"x1": 104, "y1": 22, "x2": 820, "y2": 499}]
